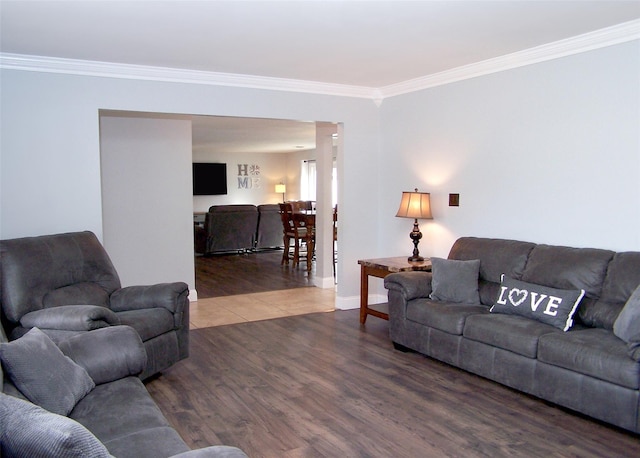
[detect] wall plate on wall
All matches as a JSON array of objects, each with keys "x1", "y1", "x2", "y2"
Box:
[{"x1": 449, "y1": 193, "x2": 460, "y2": 207}]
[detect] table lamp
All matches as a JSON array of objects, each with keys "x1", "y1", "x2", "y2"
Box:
[
  {"x1": 395, "y1": 188, "x2": 433, "y2": 262},
  {"x1": 275, "y1": 183, "x2": 286, "y2": 203}
]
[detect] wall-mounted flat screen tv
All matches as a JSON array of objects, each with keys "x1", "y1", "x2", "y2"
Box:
[{"x1": 192, "y1": 163, "x2": 227, "y2": 195}]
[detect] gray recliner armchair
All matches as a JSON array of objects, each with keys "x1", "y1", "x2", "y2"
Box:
[{"x1": 0, "y1": 231, "x2": 189, "y2": 380}]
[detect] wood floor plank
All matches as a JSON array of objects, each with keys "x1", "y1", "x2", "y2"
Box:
[
  {"x1": 146, "y1": 310, "x2": 640, "y2": 457},
  {"x1": 195, "y1": 250, "x2": 313, "y2": 298}
]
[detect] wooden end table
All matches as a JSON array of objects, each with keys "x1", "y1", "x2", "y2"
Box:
[{"x1": 358, "y1": 256, "x2": 432, "y2": 324}]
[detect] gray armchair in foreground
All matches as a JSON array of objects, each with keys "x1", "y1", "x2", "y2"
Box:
[{"x1": 0, "y1": 231, "x2": 189, "y2": 380}]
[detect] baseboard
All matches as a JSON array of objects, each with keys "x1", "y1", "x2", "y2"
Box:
[
  {"x1": 335, "y1": 293, "x2": 386, "y2": 311},
  {"x1": 189, "y1": 289, "x2": 198, "y2": 302},
  {"x1": 313, "y1": 275, "x2": 336, "y2": 289}
]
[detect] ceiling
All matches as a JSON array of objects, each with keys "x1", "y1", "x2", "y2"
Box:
[{"x1": 3, "y1": 1, "x2": 639, "y2": 154}]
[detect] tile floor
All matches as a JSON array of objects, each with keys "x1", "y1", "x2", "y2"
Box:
[{"x1": 189, "y1": 286, "x2": 336, "y2": 329}]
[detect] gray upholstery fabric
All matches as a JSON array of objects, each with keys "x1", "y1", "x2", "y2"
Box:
[
  {"x1": 384, "y1": 271, "x2": 433, "y2": 301},
  {"x1": 0, "y1": 231, "x2": 121, "y2": 324},
  {"x1": 200, "y1": 204, "x2": 259, "y2": 253},
  {"x1": 613, "y1": 284, "x2": 640, "y2": 360},
  {"x1": 70, "y1": 377, "x2": 178, "y2": 448},
  {"x1": 534, "y1": 361, "x2": 640, "y2": 433},
  {"x1": 429, "y1": 257, "x2": 481, "y2": 304},
  {"x1": 459, "y1": 338, "x2": 539, "y2": 394},
  {"x1": 43, "y1": 282, "x2": 112, "y2": 309},
  {"x1": 116, "y1": 308, "x2": 175, "y2": 341},
  {"x1": 0, "y1": 231, "x2": 189, "y2": 379},
  {"x1": 103, "y1": 427, "x2": 189, "y2": 458},
  {"x1": 600, "y1": 252, "x2": 640, "y2": 303},
  {"x1": 20, "y1": 305, "x2": 120, "y2": 331},
  {"x1": 538, "y1": 328, "x2": 639, "y2": 389},
  {"x1": 59, "y1": 326, "x2": 147, "y2": 385},
  {"x1": 490, "y1": 275, "x2": 585, "y2": 331},
  {"x1": 578, "y1": 253, "x2": 640, "y2": 329},
  {"x1": 0, "y1": 393, "x2": 112, "y2": 458},
  {"x1": 406, "y1": 298, "x2": 487, "y2": 335},
  {"x1": 448, "y1": 237, "x2": 536, "y2": 283},
  {"x1": 464, "y1": 313, "x2": 560, "y2": 358},
  {"x1": 256, "y1": 204, "x2": 284, "y2": 249},
  {"x1": 109, "y1": 283, "x2": 188, "y2": 314},
  {"x1": 0, "y1": 328, "x2": 95, "y2": 416},
  {"x1": 522, "y1": 244, "x2": 614, "y2": 298}
]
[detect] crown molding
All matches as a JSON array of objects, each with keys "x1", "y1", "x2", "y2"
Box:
[
  {"x1": 1, "y1": 19, "x2": 638, "y2": 102},
  {"x1": 379, "y1": 19, "x2": 640, "y2": 99},
  {"x1": 0, "y1": 53, "x2": 377, "y2": 99}
]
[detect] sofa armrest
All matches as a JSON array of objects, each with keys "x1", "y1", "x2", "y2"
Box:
[
  {"x1": 170, "y1": 446, "x2": 249, "y2": 458},
  {"x1": 19, "y1": 305, "x2": 120, "y2": 331},
  {"x1": 109, "y1": 282, "x2": 189, "y2": 314},
  {"x1": 58, "y1": 326, "x2": 147, "y2": 385},
  {"x1": 384, "y1": 271, "x2": 433, "y2": 301}
]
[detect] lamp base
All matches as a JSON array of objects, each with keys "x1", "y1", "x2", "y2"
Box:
[{"x1": 408, "y1": 219, "x2": 424, "y2": 263}]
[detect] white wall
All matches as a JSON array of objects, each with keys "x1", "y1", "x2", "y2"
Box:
[
  {"x1": 0, "y1": 70, "x2": 381, "y2": 303},
  {"x1": 100, "y1": 115, "x2": 195, "y2": 290},
  {"x1": 1, "y1": 41, "x2": 638, "y2": 308},
  {"x1": 380, "y1": 41, "x2": 640, "y2": 261},
  {"x1": 192, "y1": 150, "x2": 288, "y2": 211}
]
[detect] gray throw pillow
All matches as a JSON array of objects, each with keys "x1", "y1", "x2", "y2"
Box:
[
  {"x1": 613, "y1": 283, "x2": 640, "y2": 361},
  {"x1": 0, "y1": 327, "x2": 95, "y2": 416},
  {"x1": 0, "y1": 393, "x2": 112, "y2": 458},
  {"x1": 429, "y1": 257, "x2": 481, "y2": 304},
  {"x1": 490, "y1": 275, "x2": 585, "y2": 331}
]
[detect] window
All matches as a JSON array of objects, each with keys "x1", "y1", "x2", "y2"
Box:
[
  {"x1": 301, "y1": 160, "x2": 316, "y2": 201},
  {"x1": 301, "y1": 158, "x2": 337, "y2": 207}
]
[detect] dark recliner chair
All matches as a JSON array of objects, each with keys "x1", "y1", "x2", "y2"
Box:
[
  {"x1": 256, "y1": 204, "x2": 284, "y2": 249},
  {"x1": 194, "y1": 204, "x2": 258, "y2": 254},
  {"x1": 0, "y1": 231, "x2": 189, "y2": 380}
]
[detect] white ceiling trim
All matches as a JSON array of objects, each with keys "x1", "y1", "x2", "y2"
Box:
[
  {"x1": 380, "y1": 19, "x2": 640, "y2": 99},
  {"x1": 0, "y1": 52, "x2": 377, "y2": 99},
  {"x1": 1, "y1": 19, "x2": 638, "y2": 102}
]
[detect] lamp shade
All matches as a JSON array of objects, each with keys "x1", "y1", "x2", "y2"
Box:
[
  {"x1": 275, "y1": 183, "x2": 286, "y2": 194},
  {"x1": 395, "y1": 189, "x2": 433, "y2": 220}
]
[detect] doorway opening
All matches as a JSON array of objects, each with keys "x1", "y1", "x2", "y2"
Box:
[{"x1": 99, "y1": 111, "x2": 341, "y2": 309}]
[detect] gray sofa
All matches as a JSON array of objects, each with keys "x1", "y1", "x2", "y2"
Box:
[
  {"x1": 194, "y1": 204, "x2": 284, "y2": 255},
  {"x1": 384, "y1": 237, "x2": 640, "y2": 433},
  {"x1": 0, "y1": 231, "x2": 189, "y2": 380},
  {"x1": 0, "y1": 324, "x2": 247, "y2": 457}
]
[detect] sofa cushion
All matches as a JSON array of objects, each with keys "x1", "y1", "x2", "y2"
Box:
[
  {"x1": 463, "y1": 313, "x2": 561, "y2": 358},
  {"x1": 103, "y1": 426, "x2": 189, "y2": 458},
  {"x1": 521, "y1": 244, "x2": 613, "y2": 299},
  {"x1": 115, "y1": 307, "x2": 175, "y2": 341},
  {"x1": 0, "y1": 393, "x2": 111, "y2": 458},
  {"x1": 490, "y1": 275, "x2": 584, "y2": 331},
  {"x1": 581, "y1": 252, "x2": 640, "y2": 330},
  {"x1": 448, "y1": 237, "x2": 536, "y2": 283},
  {"x1": 406, "y1": 298, "x2": 487, "y2": 335},
  {"x1": 0, "y1": 328, "x2": 95, "y2": 416},
  {"x1": 538, "y1": 328, "x2": 640, "y2": 389},
  {"x1": 613, "y1": 284, "x2": 640, "y2": 360},
  {"x1": 43, "y1": 283, "x2": 112, "y2": 309},
  {"x1": 429, "y1": 257, "x2": 480, "y2": 304},
  {"x1": 70, "y1": 376, "x2": 172, "y2": 444}
]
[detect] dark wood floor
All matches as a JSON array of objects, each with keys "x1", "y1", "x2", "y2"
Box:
[
  {"x1": 146, "y1": 310, "x2": 640, "y2": 457},
  {"x1": 195, "y1": 250, "x2": 314, "y2": 298}
]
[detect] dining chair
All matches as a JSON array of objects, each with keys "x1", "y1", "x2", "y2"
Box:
[{"x1": 279, "y1": 203, "x2": 308, "y2": 268}]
